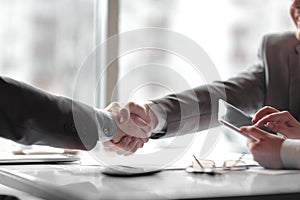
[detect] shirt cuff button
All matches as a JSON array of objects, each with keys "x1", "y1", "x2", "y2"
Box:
[{"x1": 103, "y1": 128, "x2": 109, "y2": 135}]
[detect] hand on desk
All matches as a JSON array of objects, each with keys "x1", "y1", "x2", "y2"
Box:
[{"x1": 104, "y1": 102, "x2": 158, "y2": 155}]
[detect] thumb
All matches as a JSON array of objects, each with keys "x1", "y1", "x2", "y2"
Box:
[
  {"x1": 128, "y1": 102, "x2": 151, "y2": 124},
  {"x1": 131, "y1": 113, "x2": 149, "y2": 127},
  {"x1": 118, "y1": 106, "x2": 130, "y2": 124}
]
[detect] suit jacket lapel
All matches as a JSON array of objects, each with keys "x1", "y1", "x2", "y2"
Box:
[{"x1": 288, "y1": 44, "x2": 300, "y2": 120}]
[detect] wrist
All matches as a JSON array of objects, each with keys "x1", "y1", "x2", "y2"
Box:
[
  {"x1": 145, "y1": 102, "x2": 167, "y2": 132},
  {"x1": 111, "y1": 131, "x2": 124, "y2": 143},
  {"x1": 106, "y1": 110, "x2": 124, "y2": 143},
  {"x1": 95, "y1": 109, "x2": 117, "y2": 142},
  {"x1": 145, "y1": 103, "x2": 158, "y2": 130}
]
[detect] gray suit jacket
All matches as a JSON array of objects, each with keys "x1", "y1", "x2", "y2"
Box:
[
  {"x1": 0, "y1": 77, "x2": 101, "y2": 150},
  {"x1": 151, "y1": 32, "x2": 300, "y2": 138}
]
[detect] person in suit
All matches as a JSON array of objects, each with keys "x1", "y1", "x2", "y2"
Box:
[
  {"x1": 0, "y1": 76, "x2": 149, "y2": 153},
  {"x1": 241, "y1": 106, "x2": 300, "y2": 169},
  {"x1": 107, "y1": 0, "x2": 300, "y2": 156}
]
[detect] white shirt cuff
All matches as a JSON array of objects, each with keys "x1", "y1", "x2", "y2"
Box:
[
  {"x1": 280, "y1": 139, "x2": 300, "y2": 169},
  {"x1": 153, "y1": 112, "x2": 166, "y2": 132},
  {"x1": 95, "y1": 109, "x2": 117, "y2": 142},
  {"x1": 147, "y1": 102, "x2": 167, "y2": 132}
]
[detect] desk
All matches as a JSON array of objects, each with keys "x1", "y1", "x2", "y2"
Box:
[
  {"x1": 0, "y1": 183, "x2": 42, "y2": 200},
  {"x1": 0, "y1": 164, "x2": 299, "y2": 200}
]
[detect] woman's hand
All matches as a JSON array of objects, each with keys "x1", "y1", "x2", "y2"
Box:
[
  {"x1": 252, "y1": 106, "x2": 300, "y2": 139},
  {"x1": 240, "y1": 126, "x2": 285, "y2": 169}
]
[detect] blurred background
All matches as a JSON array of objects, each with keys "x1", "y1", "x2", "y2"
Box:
[{"x1": 0, "y1": 0, "x2": 294, "y2": 157}]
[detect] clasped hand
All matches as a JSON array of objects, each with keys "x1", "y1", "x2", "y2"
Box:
[{"x1": 103, "y1": 102, "x2": 156, "y2": 156}]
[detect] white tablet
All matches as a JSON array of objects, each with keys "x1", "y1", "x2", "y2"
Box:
[{"x1": 218, "y1": 99, "x2": 276, "y2": 140}]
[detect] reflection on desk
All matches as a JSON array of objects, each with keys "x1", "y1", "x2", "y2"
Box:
[{"x1": 0, "y1": 164, "x2": 300, "y2": 200}]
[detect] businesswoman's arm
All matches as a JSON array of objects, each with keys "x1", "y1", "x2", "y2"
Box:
[{"x1": 241, "y1": 125, "x2": 300, "y2": 169}]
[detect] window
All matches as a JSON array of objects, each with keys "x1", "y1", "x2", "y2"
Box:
[
  {"x1": 118, "y1": 0, "x2": 294, "y2": 158},
  {"x1": 0, "y1": 0, "x2": 295, "y2": 157},
  {"x1": 0, "y1": 0, "x2": 94, "y2": 151}
]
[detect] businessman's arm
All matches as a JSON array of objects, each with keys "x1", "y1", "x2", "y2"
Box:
[
  {"x1": 0, "y1": 76, "x2": 149, "y2": 151},
  {"x1": 149, "y1": 64, "x2": 266, "y2": 138},
  {"x1": 106, "y1": 63, "x2": 266, "y2": 147}
]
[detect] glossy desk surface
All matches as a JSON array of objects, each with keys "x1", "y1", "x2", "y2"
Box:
[{"x1": 0, "y1": 164, "x2": 300, "y2": 200}]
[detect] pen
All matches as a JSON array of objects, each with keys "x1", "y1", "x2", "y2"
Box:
[
  {"x1": 192, "y1": 155, "x2": 204, "y2": 168},
  {"x1": 231, "y1": 153, "x2": 245, "y2": 167}
]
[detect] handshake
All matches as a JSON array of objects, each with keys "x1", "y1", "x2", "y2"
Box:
[{"x1": 102, "y1": 102, "x2": 163, "y2": 156}]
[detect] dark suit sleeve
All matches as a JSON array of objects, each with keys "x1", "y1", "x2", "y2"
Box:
[
  {"x1": 151, "y1": 47, "x2": 267, "y2": 139},
  {"x1": 0, "y1": 76, "x2": 99, "y2": 150}
]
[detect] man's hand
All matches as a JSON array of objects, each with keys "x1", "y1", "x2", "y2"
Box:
[
  {"x1": 103, "y1": 136, "x2": 147, "y2": 156},
  {"x1": 252, "y1": 106, "x2": 300, "y2": 139},
  {"x1": 107, "y1": 102, "x2": 152, "y2": 142},
  {"x1": 240, "y1": 126, "x2": 284, "y2": 169},
  {"x1": 103, "y1": 102, "x2": 157, "y2": 155}
]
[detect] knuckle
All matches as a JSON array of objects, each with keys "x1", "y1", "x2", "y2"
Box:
[
  {"x1": 119, "y1": 140, "x2": 127, "y2": 147},
  {"x1": 138, "y1": 140, "x2": 144, "y2": 147},
  {"x1": 111, "y1": 101, "x2": 120, "y2": 107},
  {"x1": 128, "y1": 102, "x2": 136, "y2": 108},
  {"x1": 123, "y1": 146, "x2": 131, "y2": 152},
  {"x1": 281, "y1": 111, "x2": 289, "y2": 115},
  {"x1": 265, "y1": 106, "x2": 273, "y2": 110},
  {"x1": 128, "y1": 142, "x2": 136, "y2": 149},
  {"x1": 133, "y1": 147, "x2": 139, "y2": 153},
  {"x1": 120, "y1": 104, "x2": 129, "y2": 111},
  {"x1": 248, "y1": 126, "x2": 256, "y2": 131}
]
